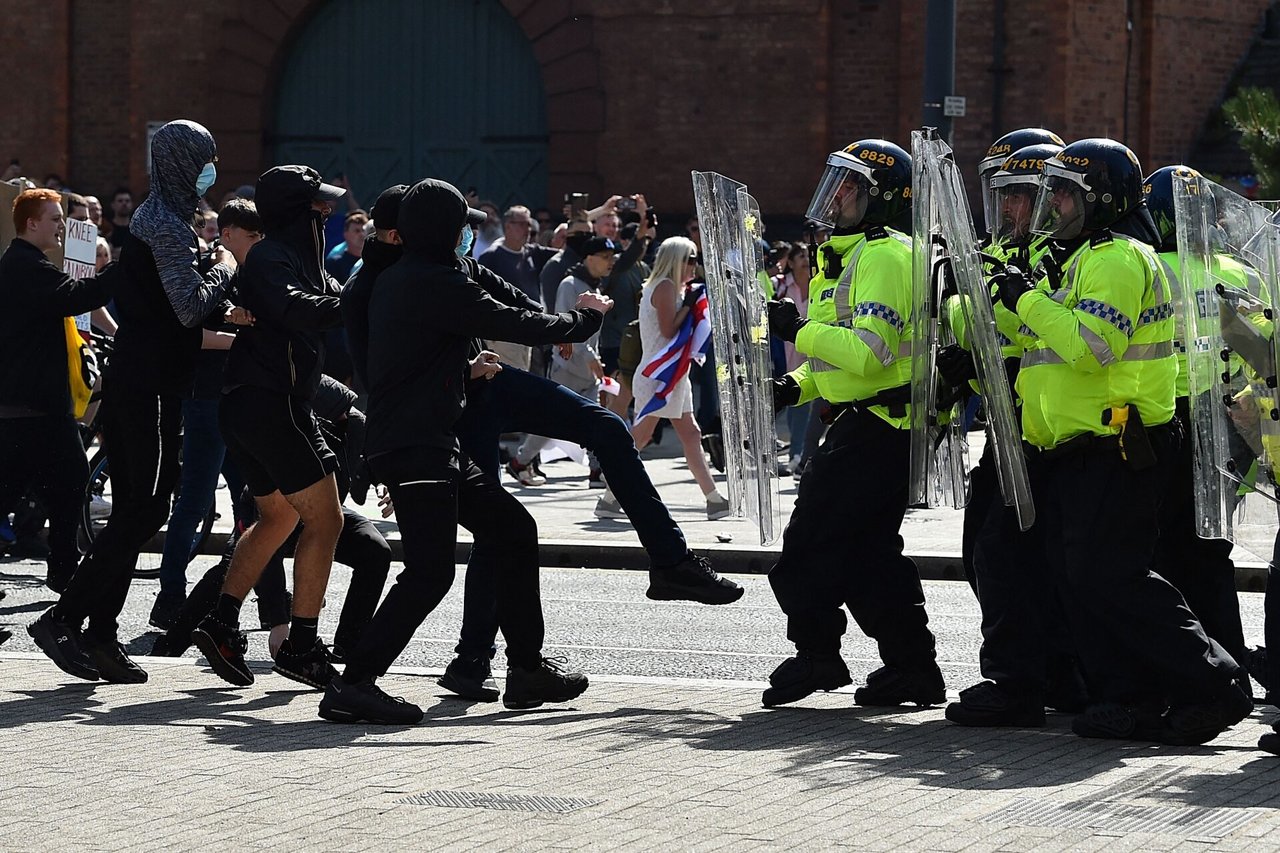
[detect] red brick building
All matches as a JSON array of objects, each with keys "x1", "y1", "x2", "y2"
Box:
[{"x1": 2, "y1": 0, "x2": 1275, "y2": 229}]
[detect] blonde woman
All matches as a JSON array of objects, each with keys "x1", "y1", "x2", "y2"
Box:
[{"x1": 598, "y1": 237, "x2": 729, "y2": 520}]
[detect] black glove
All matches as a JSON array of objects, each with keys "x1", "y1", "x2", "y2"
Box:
[
  {"x1": 767, "y1": 298, "x2": 807, "y2": 342},
  {"x1": 936, "y1": 344, "x2": 976, "y2": 389},
  {"x1": 682, "y1": 284, "x2": 703, "y2": 309},
  {"x1": 772, "y1": 375, "x2": 801, "y2": 413},
  {"x1": 994, "y1": 266, "x2": 1032, "y2": 313},
  {"x1": 936, "y1": 257, "x2": 958, "y2": 301}
]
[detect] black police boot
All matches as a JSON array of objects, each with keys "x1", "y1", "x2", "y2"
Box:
[
  {"x1": 503, "y1": 657, "x2": 589, "y2": 710},
  {"x1": 272, "y1": 637, "x2": 338, "y2": 690},
  {"x1": 27, "y1": 609, "x2": 99, "y2": 681},
  {"x1": 762, "y1": 653, "x2": 852, "y2": 708},
  {"x1": 945, "y1": 681, "x2": 1045, "y2": 727},
  {"x1": 647, "y1": 553, "x2": 743, "y2": 605},
  {"x1": 1071, "y1": 701, "x2": 1165, "y2": 741},
  {"x1": 81, "y1": 634, "x2": 148, "y2": 684},
  {"x1": 438, "y1": 655, "x2": 500, "y2": 702},
  {"x1": 320, "y1": 675, "x2": 424, "y2": 725},
  {"x1": 854, "y1": 664, "x2": 946, "y2": 707},
  {"x1": 1160, "y1": 681, "x2": 1253, "y2": 746}
]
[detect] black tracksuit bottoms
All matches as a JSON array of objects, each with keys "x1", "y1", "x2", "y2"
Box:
[
  {"x1": 768, "y1": 406, "x2": 937, "y2": 668},
  {"x1": 54, "y1": 384, "x2": 182, "y2": 641},
  {"x1": 0, "y1": 413, "x2": 87, "y2": 578},
  {"x1": 344, "y1": 444, "x2": 544, "y2": 680}
]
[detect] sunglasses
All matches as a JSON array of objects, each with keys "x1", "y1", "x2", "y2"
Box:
[{"x1": 686, "y1": 255, "x2": 700, "y2": 263}]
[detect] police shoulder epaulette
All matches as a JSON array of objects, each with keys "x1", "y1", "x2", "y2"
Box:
[{"x1": 1089, "y1": 229, "x2": 1114, "y2": 248}]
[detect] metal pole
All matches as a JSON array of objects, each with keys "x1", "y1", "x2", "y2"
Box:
[{"x1": 922, "y1": 0, "x2": 957, "y2": 144}]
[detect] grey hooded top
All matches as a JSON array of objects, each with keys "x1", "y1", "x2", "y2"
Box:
[{"x1": 128, "y1": 119, "x2": 234, "y2": 328}]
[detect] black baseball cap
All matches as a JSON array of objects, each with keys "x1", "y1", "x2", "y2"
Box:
[
  {"x1": 582, "y1": 236, "x2": 621, "y2": 256},
  {"x1": 370, "y1": 184, "x2": 409, "y2": 230}
]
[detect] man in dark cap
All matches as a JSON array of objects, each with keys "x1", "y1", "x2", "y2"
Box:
[
  {"x1": 29, "y1": 119, "x2": 239, "y2": 684},
  {"x1": 193, "y1": 165, "x2": 349, "y2": 691},
  {"x1": 342, "y1": 183, "x2": 408, "y2": 395},
  {"x1": 321, "y1": 178, "x2": 612, "y2": 724}
]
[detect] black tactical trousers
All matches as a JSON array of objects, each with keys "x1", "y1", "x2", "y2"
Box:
[
  {"x1": 1151, "y1": 400, "x2": 1248, "y2": 671},
  {"x1": 1034, "y1": 427, "x2": 1240, "y2": 705},
  {"x1": 768, "y1": 406, "x2": 937, "y2": 668}
]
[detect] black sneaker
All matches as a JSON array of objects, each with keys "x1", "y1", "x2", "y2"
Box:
[
  {"x1": 1071, "y1": 701, "x2": 1165, "y2": 741},
  {"x1": 439, "y1": 655, "x2": 500, "y2": 702},
  {"x1": 272, "y1": 637, "x2": 338, "y2": 690},
  {"x1": 319, "y1": 675, "x2": 423, "y2": 724},
  {"x1": 191, "y1": 615, "x2": 254, "y2": 686},
  {"x1": 854, "y1": 664, "x2": 946, "y2": 707},
  {"x1": 503, "y1": 656, "x2": 589, "y2": 709},
  {"x1": 150, "y1": 632, "x2": 189, "y2": 657},
  {"x1": 1160, "y1": 682, "x2": 1253, "y2": 746},
  {"x1": 945, "y1": 681, "x2": 1044, "y2": 727},
  {"x1": 762, "y1": 653, "x2": 852, "y2": 707},
  {"x1": 148, "y1": 588, "x2": 187, "y2": 631},
  {"x1": 82, "y1": 635, "x2": 148, "y2": 684},
  {"x1": 27, "y1": 610, "x2": 99, "y2": 681},
  {"x1": 647, "y1": 554, "x2": 744, "y2": 605}
]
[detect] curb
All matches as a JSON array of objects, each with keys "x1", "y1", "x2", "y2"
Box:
[{"x1": 196, "y1": 531, "x2": 1269, "y2": 591}]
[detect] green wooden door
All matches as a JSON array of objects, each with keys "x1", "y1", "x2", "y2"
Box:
[{"x1": 272, "y1": 0, "x2": 547, "y2": 209}]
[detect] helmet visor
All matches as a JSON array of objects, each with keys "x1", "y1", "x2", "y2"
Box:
[
  {"x1": 1031, "y1": 165, "x2": 1090, "y2": 240},
  {"x1": 990, "y1": 173, "x2": 1040, "y2": 243},
  {"x1": 805, "y1": 152, "x2": 874, "y2": 229},
  {"x1": 978, "y1": 154, "x2": 1008, "y2": 236}
]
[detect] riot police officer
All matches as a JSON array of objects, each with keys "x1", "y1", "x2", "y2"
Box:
[
  {"x1": 977, "y1": 128, "x2": 1066, "y2": 246},
  {"x1": 1143, "y1": 165, "x2": 1252, "y2": 685},
  {"x1": 995, "y1": 139, "x2": 1250, "y2": 744},
  {"x1": 765, "y1": 139, "x2": 944, "y2": 709}
]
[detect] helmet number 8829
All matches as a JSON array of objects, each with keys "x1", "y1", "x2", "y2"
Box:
[{"x1": 859, "y1": 150, "x2": 896, "y2": 167}]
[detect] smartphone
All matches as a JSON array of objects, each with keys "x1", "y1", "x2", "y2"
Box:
[
  {"x1": 616, "y1": 197, "x2": 637, "y2": 211},
  {"x1": 566, "y1": 192, "x2": 590, "y2": 221}
]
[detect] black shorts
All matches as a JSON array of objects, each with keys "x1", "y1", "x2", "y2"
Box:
[{"x1": 219, "y1": 385, "x2": 337, "y2": 497}]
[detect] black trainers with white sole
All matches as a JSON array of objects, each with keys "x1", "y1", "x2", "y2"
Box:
[{"x1": 272, "y1": 637, "x2": 338, "y2": 690}]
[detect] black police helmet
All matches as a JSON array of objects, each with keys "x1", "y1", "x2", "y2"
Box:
[
  {"x1": 1143, "y1": 165, "x2": 1201, "y2": 251},
  {"x1": 1034, "y1": 138, "x2": 1144, "y2": 239},
  {"x1": 979, "y1": 128, "x2": 1066, "y2": 179},
  {"x1": 805, "y1": 139, "x2": 912, "y2": 231}
]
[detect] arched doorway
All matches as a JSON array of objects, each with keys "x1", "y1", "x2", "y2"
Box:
[{"x1": 270, "y1": 0, "x2": 548, "y2": 209}]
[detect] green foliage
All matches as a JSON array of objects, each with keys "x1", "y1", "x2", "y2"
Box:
[{"x1": 1222, "y1": 86, "x2": 1280, "y2": 197}]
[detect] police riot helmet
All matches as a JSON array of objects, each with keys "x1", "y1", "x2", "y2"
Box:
[
  {"x1": 1031, "y1": 138, "x2": 1144, "y2": 240},
  {"x1": 979, "y1": 128, "x2": 1065, "y2": 233},
  {"x1": 986, "y1": 142, "x2": 1064, "y2": 243},
  {"x1": 1142, "y1": 165, "x2": 1201, "y2": 251},
  {"x1": 805, "y1": 139, "x2": 912, "y2": 231}
]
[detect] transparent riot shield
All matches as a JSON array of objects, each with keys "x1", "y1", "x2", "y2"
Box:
[
  {"x1": 910, "y1": 129, "x2": 1034, "y2": 528},
  {"x1": 907, "y1": 131, "x2": 971, "y2": 512},
  {"x1": 691, "y1": 171, "x2": 782, "y2": 544},
  {"x1": 1174, "y1": 175, "x2": 1280, "y2": 564}
]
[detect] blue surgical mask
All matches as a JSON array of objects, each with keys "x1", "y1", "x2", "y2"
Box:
[
  {"x1": 196, "y1": 162, "x2": 217, "y2": 196},
  {"x1": 456, "y1": 224, "x2": 474, "y2": 258}
]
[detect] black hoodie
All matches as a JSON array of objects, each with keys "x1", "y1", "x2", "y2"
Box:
[
  {"x1": 364, "y1": 178, "x2": 603, "y2": 457},
  {"x1": 341, "y1": 237, "x2": 402, "y2": 393},
  {"x1": 224, "y1": 166, "x2": 343, "y2": 400}
]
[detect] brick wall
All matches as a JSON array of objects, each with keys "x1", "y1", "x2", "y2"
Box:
[{"x1": 0, "y1": 0, "x2": 1271, "y2": 225}]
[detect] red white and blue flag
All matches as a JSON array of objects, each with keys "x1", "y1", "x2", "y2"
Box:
[{"x1": 636, "y1": 285, "x2": 712, "y2": 418}]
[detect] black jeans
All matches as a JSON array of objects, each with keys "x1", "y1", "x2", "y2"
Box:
[
  {"x1": 453, "y1": 366, "x2": 687, "y2": 659},
  {"x1": 1035, "y1": 428, "x2": 1240, "y2": 705},
  {"x1": 768, "y1": 406, "x2": 937, "y2": 668},
  {"x1": 0, "y1": 414, "x2": 87, "y2": 577},
  {"x1": 54, "y1": 385, "x2": 183, "y2": 641},
  {"x1": 345, "y1": 445, "x2": 545, "y2": 679},
  {"x1": 961, "y1": 441, "x2": 998, "y2": 594}
]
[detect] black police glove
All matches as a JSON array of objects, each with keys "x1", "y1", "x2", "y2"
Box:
[
  {"x1": 772, "y1": 375, "x2": 802, "y2": 413},
  {"x1": 994, "y1": 266, "x2": 1033, "y2": 314},
  {"x1": 682, "y1": 284, "x2": 703, "y2": 309},
  {"x1": 767, "y1": 298, "x2": 807, "y2": 342},
  {"x1": 936, "y1": 257, "x2": 958, "y2": 301},
  {"x1": 936, "y1": 344, "x2": 976, "y2": 389}
]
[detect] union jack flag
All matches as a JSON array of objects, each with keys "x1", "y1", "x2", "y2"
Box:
[{"x1": 636, "y1": 285, "x2": 712, "y2": 418}]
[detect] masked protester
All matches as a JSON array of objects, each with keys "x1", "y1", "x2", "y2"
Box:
[{"x1": 29, "y1": 120, "x2": 236, "y2": 684}]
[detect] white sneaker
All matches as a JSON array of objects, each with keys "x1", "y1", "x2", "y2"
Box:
[
  {"x1": 594, "y1": 492, "x2": 627, "y2": 520},
  {"x1": 89, "y1": 494, "x2": 112, "y2": 519},
  {"x1": 706, "y1": 492, "x2": 732, "y2": 520}
]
